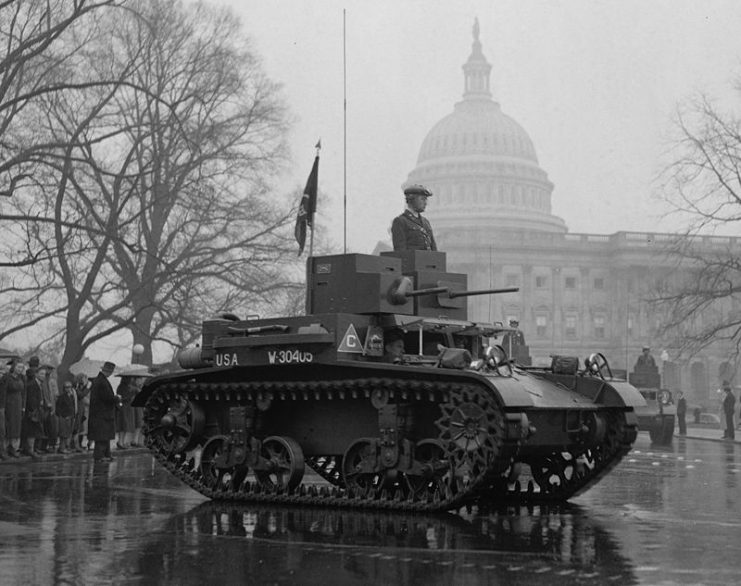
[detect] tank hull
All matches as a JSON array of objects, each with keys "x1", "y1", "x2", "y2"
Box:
[{"x1": 135, "y1": 361, "x2": 638, "y2": 512}]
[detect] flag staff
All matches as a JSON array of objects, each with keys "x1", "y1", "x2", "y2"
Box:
[
  {"x1": 343, "y1": 8, "x2": 347, "y2": 254},
  {"x1": 309, "y1": 140, "x2": 321, "y2": 259}
]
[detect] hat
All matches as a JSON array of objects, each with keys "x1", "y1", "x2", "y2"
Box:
[
  {"x1": 403, "y1": 184, "x2": 433, "y2": 198},
  {"x1": 28, "y1": 356, "x2": 40, "y2": 368},
  {"x1": 385, "y1": 328, "x2": 405, "y2": 345},
  {"x1": 509, "y1": 319, "x2": 519, "y2": 326},
  {"x1": 102, "y1": 361, "x2": 116, "y2": 372},
  {"x1": 642, "y1": 346, "x2": 650, "y2": 351}
]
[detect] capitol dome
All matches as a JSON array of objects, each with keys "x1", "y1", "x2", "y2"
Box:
[{"x1": 406, "y1": 19, "x2": 567, "y2": 237}]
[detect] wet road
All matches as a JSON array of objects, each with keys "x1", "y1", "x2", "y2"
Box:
[{"x1": 0, "y1": 433, "x2": 738, "y2": 585}]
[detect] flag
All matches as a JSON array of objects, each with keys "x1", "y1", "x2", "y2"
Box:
[{"x1": 295, "y1": 152, "x2": 319, "y2": 255}]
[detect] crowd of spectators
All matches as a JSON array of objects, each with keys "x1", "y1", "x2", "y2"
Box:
[{"x1": 0, "y1": 355, "x2": 149, "y2": 462}]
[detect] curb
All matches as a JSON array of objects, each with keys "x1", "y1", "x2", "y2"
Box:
[{"x1": 0, "y1": 446, "x2": 148, "y2": 465}]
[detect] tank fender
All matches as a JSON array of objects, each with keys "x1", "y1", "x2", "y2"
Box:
[
  {"x1": 602, "y1": 380, "x2": 648, "y2": 409},
  {"x1": 131, "y1": 367, "x2": 225, "y2": 407}
]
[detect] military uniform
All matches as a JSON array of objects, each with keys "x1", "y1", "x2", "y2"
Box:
[{"x1": 391, "y1": 210, "x2": 437, "y2": 251}]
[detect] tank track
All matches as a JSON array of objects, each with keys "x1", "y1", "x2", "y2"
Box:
[
  {"x1": 142, "y1": 377, "x2": 635, "y2": 512},
  {"x1": 483, "y1": 410, "x2": 636, "y2": 505}
]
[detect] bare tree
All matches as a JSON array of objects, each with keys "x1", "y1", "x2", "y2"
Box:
[
  {"x1": 654, "y1": 91, "x2": 741, "y2": 363},
  {"x1": 94, "y1": 0, "x2": 298, "y2": 365},
  {"x1": 1, "y1": 0, "x2": 301, "y2": 377},
  {"x1": 0, "y1": 0, "x2": 118, "y2": 205}
]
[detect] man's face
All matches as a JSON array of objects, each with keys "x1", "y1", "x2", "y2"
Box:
[
  {"x1": 385, "y1": 339, "x2": 405, "y2": 358},
  {"x1": 102, "y1": 367, "x2": 114, "y2": 378},
  {"x1": 409, "y1": 194, "x2": 429, "y2": 213}
]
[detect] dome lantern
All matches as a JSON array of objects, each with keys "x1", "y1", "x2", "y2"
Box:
[
  {"x1": 463, "y1": 17, "x2": 493, "y2": 100},
  {"x1": 405, "y1": 19, "x2": 567, "y2": 236}
]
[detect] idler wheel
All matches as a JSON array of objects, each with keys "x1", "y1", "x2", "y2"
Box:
[
  {"x1": 342, "y1": 438, "x2": 381, "y2": 496},
  {"x1": 146, "y1": 391, "x2": 205, "y2": 453},
  {"x1": 254, "y1": 436, "x2": 305, "y2": 491}
]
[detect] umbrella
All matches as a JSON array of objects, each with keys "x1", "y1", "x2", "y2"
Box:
[
  {"x1": 0, "y1": 347, "x2": 21, "y2": 362},
  {"x1": 115, "y1": 365, "x2": 152, "y2": 378},
  {"x1": 69, "y1": 358, "x2": 105, "y2": 378}
]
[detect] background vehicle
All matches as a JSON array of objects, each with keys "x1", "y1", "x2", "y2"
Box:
[{"x1": 626, "y1": 362, "x2": 676, "y2": 445}]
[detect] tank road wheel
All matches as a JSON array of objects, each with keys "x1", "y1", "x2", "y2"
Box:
[
  {"x1": 342, "y1": 438, "x2": 382, "y2": 497},
  {"x1": 254, "y1": 436, "x2": 305, "y2": 492},
  {"x1": 200, "y1": 435, "x2": 232, "y2": 490},
  {"x1": 528, "y1": 451, "x2": 587, "y2": 495},
  {"x1": 436, "y1": 386, "x2": 505, "y2": 498},
  {"x1": 144, "y1": 390, "x2": 205, "y2": 454},
  {"x1": 405, "y1": 439, "x2": 452, "y2": 500}
]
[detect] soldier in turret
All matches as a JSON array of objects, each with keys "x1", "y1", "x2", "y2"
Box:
[
  {"x1": 635, "y1": 347, "x2": 656, "y2": 369},
  {"x1": 391, "y1": 184, "x2": 437, "y2": 251}
]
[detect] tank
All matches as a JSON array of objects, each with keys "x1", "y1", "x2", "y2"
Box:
[
  {"x1": 133, "y1": 250, "x2": 643, "y2": 512},
  {"x1": 628, "y1": 362, "x2": 676, "y2": 445}
]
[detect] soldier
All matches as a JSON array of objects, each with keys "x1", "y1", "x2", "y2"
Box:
[
  {"x1": 676, "y1": 391, "x2": 687, "y2": 435},
  {"x1": 635, "y1": 347, "x2": 657, "y2": 368},
  {"x1": 391, "y1": 184, "x2": 437, "y2": 251},
  {"x1": 383, "y1": 329, "x2": 406, "y2": 364},
  {"x1": 501, "y1": 319, "x2": 526, "y2": 359}
]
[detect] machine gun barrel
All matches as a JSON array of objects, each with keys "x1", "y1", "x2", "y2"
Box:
[{"x1": 447, "y1": 287, "x2": 519, "y2": 298}]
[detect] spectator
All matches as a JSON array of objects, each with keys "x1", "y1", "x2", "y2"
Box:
[
  {"x1": 115, "y1": 373, "x2": 139, "y2": 449},
  {"x1": 676, "y1": 391, "x2": 687, "y2": 435},
  {"x1": 721, "y1": 381, "x2": 736, "y2": 440},
  {"x1": 38, "y1": 365, "x2": 59, "y2": 453},
  {"x1": 73, "y1": 374, "x2": 91, "y2": 451},
  {"x1": 88, "y1": 362, "x2": 118, "y2": 462},
  {"x1": 22, "y1": 356, "x2": 44, "y2": 458},
  {"x1": 131, "y1": 376, "x2": 147, "y2": 447},
  {"x1": 3, "y1": 359, "x2": 25, "y2": 458},
  {"x1": 55, "y1": 381, "x2": 76, "y2": 454},
  {"x1": 0, "y1": 363, "x2": 6, "y2": 460}
]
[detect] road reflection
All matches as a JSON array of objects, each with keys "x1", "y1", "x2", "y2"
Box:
[
  {"x1": 143, "y1": 501, "x2": 638, "y2": 585},
  {"x1": 0, "y1": 452, "x2": 640, "y2": 584}
]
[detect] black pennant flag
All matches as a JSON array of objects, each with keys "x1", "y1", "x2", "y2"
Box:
[{"x1": 295, "y1": 149, "x2": 319, "y2": 256}]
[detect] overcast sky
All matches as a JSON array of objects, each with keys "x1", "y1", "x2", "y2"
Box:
[{"x1": 211, "y1": 0, "x2": 741, "y2": 253}]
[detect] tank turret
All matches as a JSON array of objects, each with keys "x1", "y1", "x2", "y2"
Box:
[{"x1": 134, "y1": 250, "x2": 644, "y2": 512}]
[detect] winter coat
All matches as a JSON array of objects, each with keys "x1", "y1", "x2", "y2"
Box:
[
  {"x1": 1, "y1": 372, "x2": 25, "y2": 438},
  {"x1": 56, "y1": 391, "x2": 76, "y2": 438},
  {"x1": 22, "y1": 372, "x2": 44, "y2": 438},
  {"x1": 87, "y1": 372, "x2": 118, "y2": 441},
  {"x1": 115, "y1": 379, "x2": 138, "y2": 433}
]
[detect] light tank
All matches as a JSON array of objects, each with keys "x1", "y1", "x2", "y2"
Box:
[
  {"x1": 628, "y1": 361, "x2": 676, "y2": 445},
  {"x1": 133, "y1": 250, "x2": 643, "y2": 512}
]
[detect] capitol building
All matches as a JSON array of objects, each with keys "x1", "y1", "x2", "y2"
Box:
[{"x1": 388, "y1": 20, "x2": 741, "y2": 405}]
